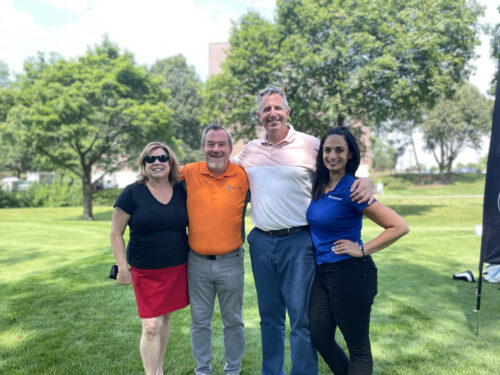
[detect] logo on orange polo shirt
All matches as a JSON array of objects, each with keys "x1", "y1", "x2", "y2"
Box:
[{"x1": 226, "y1": 185, "x2": 245, "y2": 192}]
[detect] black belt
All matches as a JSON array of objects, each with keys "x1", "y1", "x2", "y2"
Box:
[
  {"x1": 191, "y1": 247, "x2": 242, "y2": 261},
  {"x1": 258, "y1": 225, "x2": 309, "y2": 238}
]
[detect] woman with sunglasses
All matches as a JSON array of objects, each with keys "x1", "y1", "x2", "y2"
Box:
[
  {"x1": 306, "y1": 127, "x2": 409, "y2": 374},
  {"x1": 110, "y1": 141, "x2": 189, "y2": 375}
]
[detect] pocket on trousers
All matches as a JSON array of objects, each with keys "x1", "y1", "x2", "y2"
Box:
[
  {"x1": 247, "y1": 227, "x2": 256, "y2": 243},
  {"x1": 364, "y1": 266, "x2": 378, "y2": 299}
]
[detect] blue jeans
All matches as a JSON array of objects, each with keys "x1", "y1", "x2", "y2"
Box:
[
  {"x1": 188, "y1": 247, "x2": 245, "y2": 375},
  {"x1": 309, "y1": 256, "x2": 377, "y2": 375},
  {"x1": 248, "y1": 228, "x2": 318, "y2": 375}
]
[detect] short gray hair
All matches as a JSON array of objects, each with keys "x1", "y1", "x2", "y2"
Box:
[
  {"x1": 201, "y1": 123, "x2": 233, "y2": 148},
  {"x1": 256, "y1": 85, "x2": 289, "y2": 113}
]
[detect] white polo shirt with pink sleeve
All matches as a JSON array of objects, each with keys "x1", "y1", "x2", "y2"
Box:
[{"x1": 232, "y1": 125, "x2": 320, "y2": 231}]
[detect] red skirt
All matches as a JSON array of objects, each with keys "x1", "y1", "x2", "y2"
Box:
[{"x1": 131, "y1": 263, "x2": 189, "y2": 318}]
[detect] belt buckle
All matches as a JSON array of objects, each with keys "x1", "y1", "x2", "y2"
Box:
[
  {"x1": 206, "y1": 255, "x2": 216, "y2": 260},
  {"x1": 269, "y1": 227, "x2": 291, "y2": 237}
]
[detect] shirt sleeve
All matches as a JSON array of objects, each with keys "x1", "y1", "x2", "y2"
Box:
[
  {"x1": 231, "y1": 142, "x2": 250, "y2": 166},
  {"x1": 344, "y1": 175, "x2": 376, "y2": 213},
  {"x1": 113, "y1": 184, "x2": 134, "y2": 215},
  {"x1": 350, "y1": 195, "x2": 376, "y2": 213}
]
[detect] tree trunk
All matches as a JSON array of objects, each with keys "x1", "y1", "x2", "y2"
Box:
[
  {"x1": 431, "y1": 148, "x2": 445, "y2": 175},
  {"x1": 409, "y1": 131, "x2": 422, "y2": 176},
  {"x1": 446, "y1": 159, "x2": 454, "y2": 173},
  {"x1": 82, "y1": 167, "x2": 93, "y2": 220}
]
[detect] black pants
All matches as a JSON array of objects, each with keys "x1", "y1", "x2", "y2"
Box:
[{"x1": 308, "y1": 257, "x2": 377, "y2": 375}]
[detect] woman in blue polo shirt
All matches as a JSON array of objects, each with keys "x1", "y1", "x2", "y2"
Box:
[{"x1": 306, "y1": 127, "x2": 409, "y2": 375}]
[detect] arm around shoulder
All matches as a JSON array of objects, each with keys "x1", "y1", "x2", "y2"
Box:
[{"x1": 350, "y1": 177, "x2": 374, "y2": 204}]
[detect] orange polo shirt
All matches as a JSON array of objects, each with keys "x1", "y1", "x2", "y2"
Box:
[{"x1": 181, "y1": 161, "x2": 249, "y2": 255}]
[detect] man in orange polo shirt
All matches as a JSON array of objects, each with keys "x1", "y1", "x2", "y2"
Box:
[{"x1": 182, "y1": 124, "x2": 249, "y2": 375}]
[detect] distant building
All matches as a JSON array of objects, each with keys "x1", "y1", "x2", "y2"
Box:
[
  {"x1": 1, "y1": 177, "x2": 21, "y2": 192},
  {"x1": 27, "y1": 172, "x2": 56, "y2": 184},
  {"x1": 1, "y1": 172, "x2": 57, "y2": 192},
  {"x1": 93, "y1": 166, "x2": 137, "y2": 189},
  {"x1": 209, "y1": 42, "x2": 230, "y2": 76},
  {"x1": 209, "y1": 41, "x2": 252, "y2": 156}
]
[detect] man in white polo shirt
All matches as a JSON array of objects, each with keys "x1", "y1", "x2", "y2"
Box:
[{"x1": 233, "y1": 85, "x2": 371, "y2": 375}]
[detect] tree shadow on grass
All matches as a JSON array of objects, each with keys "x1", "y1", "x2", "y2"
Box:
[
  {"x1": 0, "y1": 247, "x2": 48, "y2": 267},
  {"x1": 382, "y1": 203, "x2": 444, "y2": 217},
  {"x1": 0, "y1": 256, "x2": 148, "y2": 374},
  {"x1": 61, "y1": 209, "x2": 113, "y2": 222},
  {"x1": 460, "y1": 280, "x2": 500, "y2": 337},
  {"x1": 91, "y1": 209, "x2": 113, "y2": 221},
  {"x1": 372, "y1": 256, "x2": 500, "y2": 374},
  {"x1": 0, "y1": 251, "x2": 262, "y2": 374}
]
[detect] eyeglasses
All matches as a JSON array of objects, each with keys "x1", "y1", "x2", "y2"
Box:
[{"x1": 144, "y1": 154, "x2": 170, "y2": 164}]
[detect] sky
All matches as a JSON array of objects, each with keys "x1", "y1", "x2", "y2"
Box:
[
  {"x1": 1, "y1": 0, "x2": 497, "y2": 89},
  {"x1": 0, "y1": 0, "x2": 275, "y2": 81},
  {"x1": 1, "y1": 0, "x2": 498, "y2": 168}
]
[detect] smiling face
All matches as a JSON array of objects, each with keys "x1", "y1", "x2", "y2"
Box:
[
  {"x1": 145, "y1": 147, "x2": 171, "y2": 180},
  {"x1": 322, "y1": 134, "x2": 352, "y2": 176},
  {"x1": 203, "y1": 129, "x2": 232, "y2": 176},
  {"x1": 256, "y1": 93, "x2": 290, "y2": 143}
]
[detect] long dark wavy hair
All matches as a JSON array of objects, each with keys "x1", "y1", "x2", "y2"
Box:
[{"x1": 311, "y1": 127, "x2": 361, "y2": 200}]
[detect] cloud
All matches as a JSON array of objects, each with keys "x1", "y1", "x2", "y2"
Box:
[
  {"x1": 0, "y1": 0, "x2": 496, "y2": 86},
  {"x1": 0, "y1": 0, "x2": 261, "y2": 80},
  {"x1": 0, "y1": 1, "x2": 45, "y2": 73},
  {"x1": 468, "y1": 0, "x2": 498, "y2": 96},
  {"x1": 39, "y1": 0, "x2": 90, "y2": 13}
]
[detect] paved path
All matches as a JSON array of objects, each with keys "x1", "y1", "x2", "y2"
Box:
[{"x1": 380, "y1": 194, "x2": 484, "y2": 199}]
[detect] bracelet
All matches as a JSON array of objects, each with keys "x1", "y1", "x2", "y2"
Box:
[{"x1": 359, "y1": 245, "x2": 366, "y2": 257}]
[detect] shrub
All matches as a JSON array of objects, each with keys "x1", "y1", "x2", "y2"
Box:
[
  {"x1": 380, "y1": 175, "x2": 412, "y2": 190},
  {"x1": 93, "y1": 188, "x2": 121, "y2": 206},
  {"x1": 0, "y1": 188, "x2": 23, "y2": 208},
  {"x1": 0, "y1": 177, "x2": 82, "y2": 208},
  {"x1": 28, "y1": 177, "x2": 82, "y2": 207}
]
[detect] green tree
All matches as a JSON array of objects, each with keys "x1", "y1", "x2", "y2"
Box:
[
  {"x1": 421, "y1": 83, "x2": 493, "y2": 174},
  {"x1": 5, "y1": 38, "x2": 174, "y2": 219},
  {"x1": 371, "y1": 137, "x2": 399, "y2": 171},
  {"x1": 150, "y1": 55, "x2": 203, "y2": 153},
  {"x1": 0, "y1": 82, "x2": 36, "y2": 178},
  {"x1": 204, "y1": 0, "x2": 483, "y2": 138},
  {"x1": 488, "y1": 5, "x2": 500, "y2": 95},
  {"x1": 0, "y1": 60, "x2": 10, "y2": 88},
  {"x1": 382, "y1": 110, "x2": 427, "y2": 175},
  {"x1": 202, "y1": 11, "x2": 282, "y2": 140}
]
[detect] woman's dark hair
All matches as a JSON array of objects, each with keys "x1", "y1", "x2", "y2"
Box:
[{"x1": 311, "y1": 127, "x2": 361, "y2": 200}]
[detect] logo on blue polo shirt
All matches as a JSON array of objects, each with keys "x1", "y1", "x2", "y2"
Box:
[{"x1": 327, "y1": 195, "x2": 342, "y2": 201}]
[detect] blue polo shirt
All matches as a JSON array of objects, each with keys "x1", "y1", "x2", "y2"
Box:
[{"x1": 306, "y1": 174, "x2": 375, "y2": 265}]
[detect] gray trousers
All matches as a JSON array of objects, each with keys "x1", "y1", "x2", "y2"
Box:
[{"x1": 188, "y1": 247, "x2": 245, "y2": 375}]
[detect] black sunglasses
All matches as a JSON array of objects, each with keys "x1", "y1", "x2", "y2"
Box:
[{"x1": 144, "y1": 154, "x2": 170, "y2": 164}]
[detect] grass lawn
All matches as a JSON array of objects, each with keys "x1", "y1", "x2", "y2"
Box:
[{"x1": 1, "y1": 176, "x2": 499, "y2": 374}]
